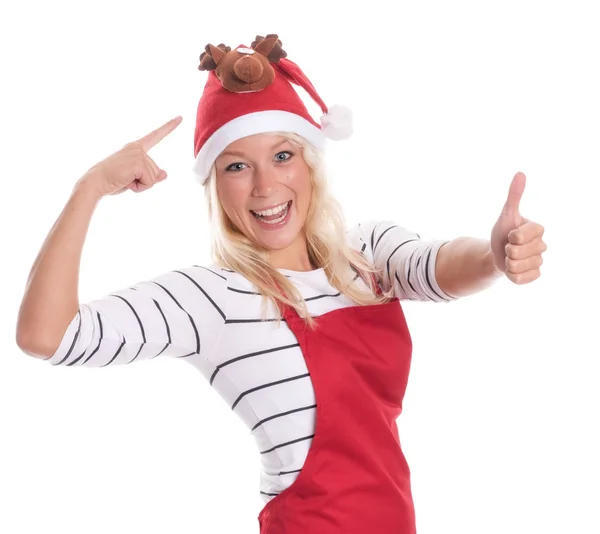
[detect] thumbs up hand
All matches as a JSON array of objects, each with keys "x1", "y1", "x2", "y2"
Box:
[{"x1": 490, "y1": 172, "x2": 547, "y2": 284}]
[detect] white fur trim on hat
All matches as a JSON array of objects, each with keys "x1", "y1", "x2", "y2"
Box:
[
  {"x1": 320, "y1": 105, "x2": 353, "y2": 140},
  {"x1": 192, "y1": 110, "x2": 326, "y2": 185}
]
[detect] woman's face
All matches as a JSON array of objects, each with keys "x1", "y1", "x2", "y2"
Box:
[{"x1": 214, "y1": 133, "x2": 312, "y2": 254}]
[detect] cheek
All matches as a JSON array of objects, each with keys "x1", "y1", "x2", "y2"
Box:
[
  {"x1": 285, "y1": 168, "x2": 311, "y2": 207},
  {"x1": 217, "y1": 180, "x2": 249, "y2": 219},
  {"x1": 298, "y1": 180, "x2": 312, "y2": 214}
]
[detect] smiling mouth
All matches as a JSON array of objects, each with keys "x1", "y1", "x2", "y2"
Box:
[{"x1": 250, "y1": 200, "x2": 292, "y2": 224}]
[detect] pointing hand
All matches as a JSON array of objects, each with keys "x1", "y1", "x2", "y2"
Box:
[{"x1": 79, "y1": 115, "x2": 183, "y2": 197}]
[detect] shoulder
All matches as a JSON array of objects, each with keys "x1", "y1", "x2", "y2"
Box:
[
  {"x1": 142, "y1": 263, "x2": 231, "y2": 308},
  {"x1": 184, "y1": 264, "x2": 231, "y2": 285},
  {"x1": 346, "y1": 220, "x2": 419, "y2": 253},
  {"x1": 183, "y1": 263, "x2": 267, "y2": 300},
  {"x1": 135, "y1": 263, "x2": 228, "y2": 292}
]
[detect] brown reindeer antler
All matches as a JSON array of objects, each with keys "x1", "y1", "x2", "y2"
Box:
[
  {"x1": 198, "y1": 43, "x2": 232, "y2": 71},
  {"x1": 197, "y1": 35, "x2": 287, "y2": 92},
  {"x1": 251, "y1": 34, "x2": 287, "y2": 63}
]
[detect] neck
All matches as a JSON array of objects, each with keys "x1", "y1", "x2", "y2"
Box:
[{"x1": 269, "y1": 233, "x2": 315, "y2": 272}]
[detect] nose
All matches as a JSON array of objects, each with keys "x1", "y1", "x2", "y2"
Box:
[{"x1": 251, "y1": 165, "x2": 279, "y2": 197}]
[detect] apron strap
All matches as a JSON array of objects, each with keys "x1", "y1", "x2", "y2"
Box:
[
  {"x1": 273, "y1": 279, "x2": 301, "y2": 322},
  {"x1": 351, "y1": 250, "x2": 383, "y2": 297}
]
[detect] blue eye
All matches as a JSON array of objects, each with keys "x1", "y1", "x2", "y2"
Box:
[
  {"x1": 225, "y1": 162, "x2": 247, "y2": 172},
  {"x1": 275, "y1": 151, "x2": 293, "y2": 162}
]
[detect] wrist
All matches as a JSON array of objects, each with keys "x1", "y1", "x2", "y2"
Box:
[
  {"x1": 73, "y1": 173, "x2": 105, "y2": 203},
  {"x1": 485, "y1": 248, "x2": 505, "y2": 277}
]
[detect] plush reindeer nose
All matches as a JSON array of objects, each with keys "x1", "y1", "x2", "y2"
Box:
[{"x1": 233, "y1": 55, "x2": 264, "y2": 84}]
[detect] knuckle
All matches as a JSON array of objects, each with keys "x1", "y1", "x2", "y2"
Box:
[
  {"x1": 124, "y1": 141, "x2": 141, "y2": 151},
  {"x1": 129, "y1": 142, "x2": 146, "y2": 157},
  {"x1": 513, "y1": 272, "x2": 525, "y2": 284},
  {"x1": 505, "y1": 258, "x2": 519, "y2": 272},
  {"x1": 506, "y1": 271, "x2": 519, "y2": 284},
  {"x1": 505, "y1": 243, "x2": 518, "y2": 258}
]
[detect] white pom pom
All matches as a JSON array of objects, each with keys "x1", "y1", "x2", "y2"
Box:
[{"x1": 320, "y1": 104, "x2": 353, "y2": 140}]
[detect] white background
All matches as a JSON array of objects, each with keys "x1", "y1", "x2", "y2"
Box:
[{"x1": 1, "y1": 1, "x2": 598, "y2": 533}]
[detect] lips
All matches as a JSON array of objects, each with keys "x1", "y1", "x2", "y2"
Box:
[
  {"x1": 250, "y1": 200, "x2": 291, "y2": 221},
  {"x1": 250, "y1": 200, "x2": 292, "y2": 226},
  {"x1": 250, "y1": 201, "x2": 291, "y2": 218}
]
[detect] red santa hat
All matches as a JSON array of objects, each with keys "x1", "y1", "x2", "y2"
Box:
[{"x1": 192, "y1": 34, "x2": 352, "y2": 184}]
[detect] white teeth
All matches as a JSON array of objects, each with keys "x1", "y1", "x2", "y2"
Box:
[
  {"x1": 251, "y1": 201, "x2": 290, "y2": 224},
  {"x1": 252, "y1": 202, "x2": 288, "y2": 217},
  {"x1": 262, "y1": 210, "x2": 287, "y2": 224}
]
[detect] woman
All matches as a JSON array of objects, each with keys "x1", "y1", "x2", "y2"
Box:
[{"x1": 16, "y1": 34, "x2": 546, "y2": 533}]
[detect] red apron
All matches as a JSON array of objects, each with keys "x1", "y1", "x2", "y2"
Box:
[{"x1": 258, "y1": 286, "x2": 417, "y2": 533}]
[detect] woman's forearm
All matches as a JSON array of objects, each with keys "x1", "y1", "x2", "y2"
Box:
[
  {"x1": 435, "y1": 237, "x2": 504, "y2": 298},
  {"x1": 16, "y1": 176, "x2": 103, "y2": 358}
]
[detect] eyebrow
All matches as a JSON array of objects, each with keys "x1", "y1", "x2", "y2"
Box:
[{"x1": 219, "y1": 138, "x2": 291, "y2": 159}]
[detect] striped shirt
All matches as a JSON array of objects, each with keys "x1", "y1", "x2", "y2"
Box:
[{"x1": 45, "y1": 220, "x2": 457, "y2": 503}]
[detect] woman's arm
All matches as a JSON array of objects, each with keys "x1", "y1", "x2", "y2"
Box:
[
  {"x1": 16, "y1": 175, "x2": 227, "y2": 366},
  {"x1": 349, "y1": 220, "x2": 457, "y2": 302},
  {"x1": 434, "y1": 237, "x2": 504, "y2": 299},
  {"x1": 16, "y1": 177, "x2": 102, "y2": 358},
  {"x1": 435, "y1": 173, "x2": 547, "y2": 298}
]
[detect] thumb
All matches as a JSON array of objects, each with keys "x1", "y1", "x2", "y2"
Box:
[{"x1": 503, "y1": 171, "x2": 526, "y2": 217}]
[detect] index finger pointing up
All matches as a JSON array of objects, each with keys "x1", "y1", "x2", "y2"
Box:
[{"x1": 136, "y1": 115, "x2": 183, "y2": 152}]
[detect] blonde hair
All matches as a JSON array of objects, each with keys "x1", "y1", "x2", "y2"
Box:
[{"x1": 204, "y1": 132, "x2": 392, "y2": 327}]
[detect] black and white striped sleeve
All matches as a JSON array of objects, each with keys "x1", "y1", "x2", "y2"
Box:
[
  {"x1": 45, "y1": 265, "x2": 227, "y2": 366},
  {"x1": 350, "y1": 220, "x2": 458, "y2": 303}
]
